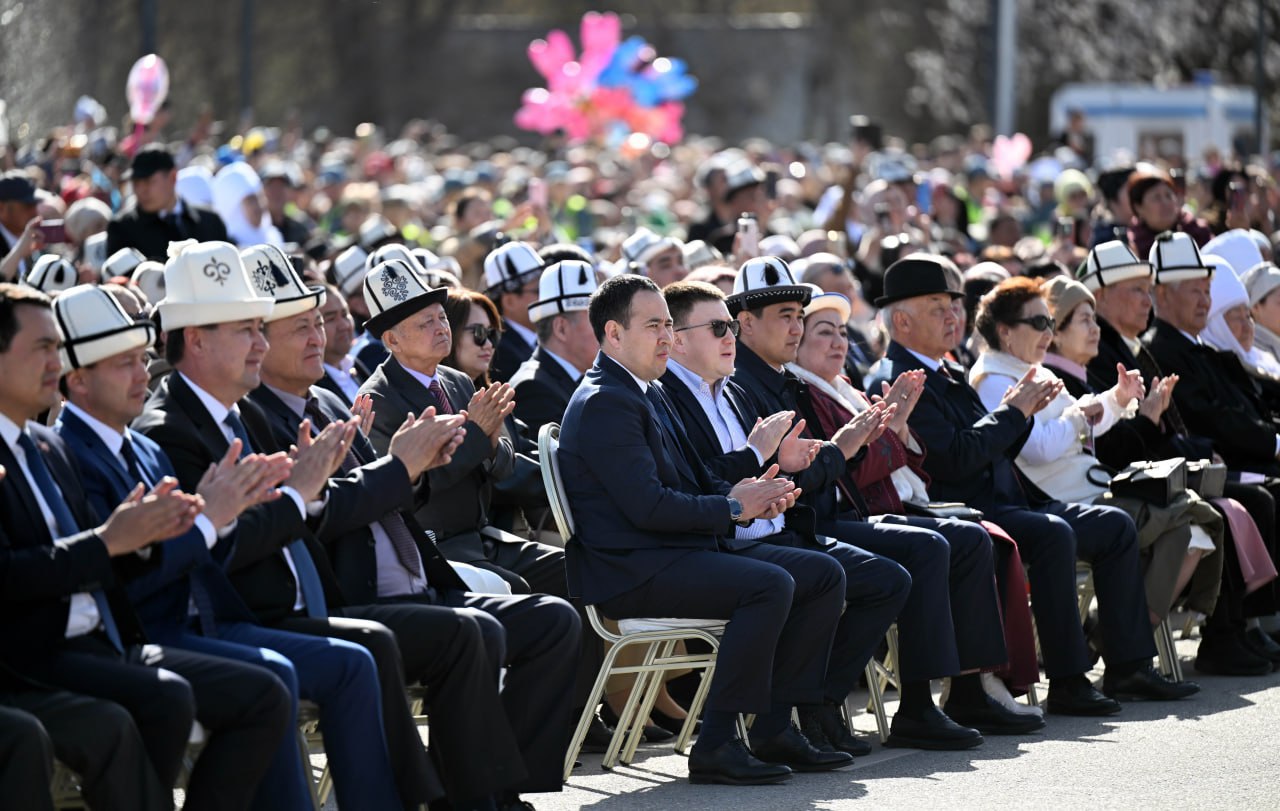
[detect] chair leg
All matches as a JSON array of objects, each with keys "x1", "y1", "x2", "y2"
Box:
[
  {"x1": 296, "y1": 728, "x2": 323, "y2": 811},
  {"x1": 861, "y1": 661, "x2": 890, "y2": 743},
  {"x1": 1155, "y1": 618, "x2": 1184, "y2": 682},
  {"x1": 604, "y1": 643, "x2": 661, "y2": 770},
  {"x1": 621, "y1": 641, "x2": 674, "y2": 765},
  {"x1": 562, "y1": 638, "x2": 631, "y2": 782},
  {"x1": 676, "y1": 660, "x2": 716, "y2": 755}
]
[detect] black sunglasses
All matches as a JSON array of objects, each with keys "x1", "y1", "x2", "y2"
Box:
[
  {"x1": 465, "y1": 324, "x2": 500, "y2": 346},
  {"x1": 1011, "y1": 314, "x2": 1056, "y2": 332},
  {"x1": 675, "y1": 319, "x2": 741, "y2": 339}
]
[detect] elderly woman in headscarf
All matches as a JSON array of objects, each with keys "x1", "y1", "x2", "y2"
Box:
[
  {"x1": 212, "y1": 161, "x2": 282, "y2": 247},
  {"x1": 970, "y1": 276, "x2": 1223, "y2": 628},
  {"x1": 1202, "y1": 230, "x2": 1280, "y2": 383}
]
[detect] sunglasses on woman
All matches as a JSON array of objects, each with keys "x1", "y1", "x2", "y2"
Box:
[
  {"x1": 1011, "y1": 314, "x2": 1056, "y2": 333},
  {"x1": 674, "y1": 319, "x2": 741, "y2": 338},
  {"x1": 465, "y1": 324, "x2": 500, "y2": 346}
]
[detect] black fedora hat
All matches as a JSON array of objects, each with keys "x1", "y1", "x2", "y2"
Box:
[{"x1": 874, "y1": 254, "x2": 964, "y2": 307}]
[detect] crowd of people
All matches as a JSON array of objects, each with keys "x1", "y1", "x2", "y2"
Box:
[{"x1": 2, "y1": 107, "x2": 1280, "y2": 808}]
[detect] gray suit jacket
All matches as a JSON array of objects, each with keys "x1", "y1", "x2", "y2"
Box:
[{"x1": 358, "y1": 357, "x2": 515, "y2": 561}]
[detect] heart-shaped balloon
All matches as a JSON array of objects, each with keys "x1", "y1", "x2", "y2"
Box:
[
  {"x1": 991, "y1": 133, "x2": 1032, "y2": 180},
  {"x1": 126, "y1": 54, "x2": 170, "y2": 126}
]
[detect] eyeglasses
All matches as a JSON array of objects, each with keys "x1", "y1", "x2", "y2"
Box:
[
  {"x1": 465, "y1": 324, "x2": 499, "y2": 346},
  {"x1": 675, "y1": 319, "x2": 741, "y2": 338},
  {"x1": 1010, "y1": 315, "x2": 1056, "y2": 332}
]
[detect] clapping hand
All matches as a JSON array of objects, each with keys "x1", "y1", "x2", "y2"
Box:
[
  {"x1": 746, "y1": 411, "x2": 795, "y2": 461},
  {"x1": 727, "y1": 464, "x2": 802, "y2": 521},
  {"x1": 1113, "y1": 363, "x2": 1145, "y2": 408},
  {"x1": 389, "y1": 407, "x2": 469, "y2": 479},
  {"x1": 285, "y1": 418, "x2": 357, "y2": 501},
  {"x1": 98, "y1": 478, "x2": 203, "y2": 556},
  {"x1": 350, "y1": 393, "x2": 376, "y2": 436},
  {"x1": 1139, "y1": 374, "x2": 1178, "y2": 425},
  {"x1": 777, "y1": 419, "x2": 823, "y2": 472},
  {"x1": 1001, "y1": 367, "x2": 1062, "y2": 418},
  {"x1": 464, "y1": 383, "x2": 516, "y2": 441},
  {"x1": 196, "y1": 441, "x2": 289, "y2": 529},
  {"x1": 832, "y1": 401, "x2": 896, "y2": 460},
  {"x1": 873, "y1": 370, "x2": 926, "y2": 441}
]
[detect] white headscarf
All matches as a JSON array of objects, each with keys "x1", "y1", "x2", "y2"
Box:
[
  {"x1": 1201, "y1": 253, "x2": 1280, "y2": 377},
  {"x1": 175, "y1": 165, "x2": 214, "y2": 208},
  {"x1": 212, "y1": 162, "x2": 281, "y2": 247}
]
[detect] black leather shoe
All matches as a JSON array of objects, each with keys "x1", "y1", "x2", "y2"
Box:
[
  {"x1": 1102, "y1": 664, "x2": 1199, "y2": 701},
  {"x1": 1045, "y1": 677, "x2": 1121, "y2": 716},
  {"x1": 885, "y1": 705, "x2": 983, "y2": 750},
  {"x1": 580, "y1": 712, "x2": 613, "y2": 754},
  {"x1": 1243, "y1": 628, "x2": 1280, "y2": 667},
  {"x1": 1196, "y1": 634, "x2": 1273, "y2": 676},
  {"x1": 687, "y1": 738, "x2": 793, "y2": 785},
  {"x1": 598, "y1": 703, "x2": 675, "y2": 744},
  {"x1": 750, "y1": 723, "x2": 854, "y2": 772},
  {"x1": 798, "y1": 703, "x2": 873, "y2": 757},
  {"x1": 942, "y1": 694, "x2": 1046, "y2": 735},
  {"x1": 652, "y1": 708, "x2": 700, "y2": 736}
]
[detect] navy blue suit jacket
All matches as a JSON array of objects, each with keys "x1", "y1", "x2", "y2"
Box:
[
  {"x1": 867, "y1": 341, "x2": 1041, "y2": 512},
  {"x1": 55, "y1": 407, "x2": 255, "y2": 636},
  {"x1": 559, "y1": 353, "x2": 737, "y2": 604}
]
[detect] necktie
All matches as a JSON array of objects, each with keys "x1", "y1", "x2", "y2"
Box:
[
  {"x1": 17, "y1": 432, "x2": 123, "y2": 651},
  {"x1": 119, "y1": 436, "x2": 148, "y2": 487},
  {"x1": 226, "y1": 408, "x2": 327, "y2": 617},
  {"x1": 427, "y1": 379, "x2": 454, "y2": 414},
  {"x1": 304, "y1": 397, "x2": 425, "y2": 581}
]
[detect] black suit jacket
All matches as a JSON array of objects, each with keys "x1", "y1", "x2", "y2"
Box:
[
  {"x1": 508, "y1": 346, "x2": 581, "y2": 437},
  {"x1": 106, "y1": 198, "x2": 229, "y2": 261},
  {"x1": 867, "y1": 341, "x2": 1043, "y2": 512},
  {"x1": 0, "y1": 424, "x2": 145, "y2": 687},
  {"x1": 491, "y1": 321, "x2": 535, "y2": 384},
  {"x1": 1142, "y1": 318, "x2": 1280, "y2": 475},
  {"x1": 559, "y1": 353, "x2": 738, "y2": 603},
  {"x1": 358, "y1": 358, "x2": 515, "y2": 560},
  {"x1": 132, "y1": 372, "x2": 344, "y2": 623},
  {"x1": 246, "y1": 384, "x2": 467, "y2": 603},
  {"x1": 659, "y1": 368, "x2": 769, "y2": 485}
]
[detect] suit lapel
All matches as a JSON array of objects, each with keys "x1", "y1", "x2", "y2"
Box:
[
  {"x1": 57, "y1": 410, "x2": 136, "y2": 494},
  {"x1": 168, "y1": 373, "x2": 233, "y2": 457},
  {"x1": 0, "y1": 440, "x2": 50, "y2": 544}
]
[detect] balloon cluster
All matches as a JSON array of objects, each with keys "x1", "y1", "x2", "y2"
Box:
[{"x1": 515, "y1": 12, "x2": 697, "y2": 147}]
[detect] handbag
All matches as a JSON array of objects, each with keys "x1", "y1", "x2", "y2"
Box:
[
  {"x1": 902, "y1": 501, "x2": 985, "y2": 522},
  {"x1": 1186, "y1": 459, "x2": 1227, "y2": 498},
  {"x1": 1107, "y1": 457, "x2": 1187, "y2": 508}
]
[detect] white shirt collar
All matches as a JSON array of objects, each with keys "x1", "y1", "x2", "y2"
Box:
[
  {"x1": 505, "y1": 318, "x2": 537, "y2": 348},
  {"x1": 603, "y1": 353, "x2": 650, "y2": 393},
  {"x1": 400, "y1": 364, "x2": 440, "y2": 392},
  {"x1": 0, "y1": 411, "x2": 25, "y2": 455},
  {"x1": 905, "y1": 346, "x2": 944, "y2": 372},
  {"x1": 1178, "y1": 328, "x2": 1202, "y2": 345},
  {"x1": 1121, "y1": 333, "x2": 1143, "y2": 356},
  {"x1": 179, "y1": 372, "x2": 238, "y2": 427},
  {"x1": 61, "y1": 401, "x2": 126, "y2": 456},
  {"x1": 666, "y1": 358, "x2": 724, "y2": 397},
  {"x1": 266, "y1": 384, "x2": 308, "y2": 419},
  {"x1": 541, "y1": 346, "x2": 584, "y2": 381}
]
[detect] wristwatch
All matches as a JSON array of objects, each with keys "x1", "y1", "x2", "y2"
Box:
[{"x1": 727, "y1": 497, "x2": 750, "y2": 527}]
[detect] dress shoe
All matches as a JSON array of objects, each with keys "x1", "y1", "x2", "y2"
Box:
[
  {"x1": 1243, "y1": 628, "x2": 1280, "y2": 667},
  {"x1": 1195, "y1": 634, "x2": 1273, "y2": 676},
  {"x1": 651, "y1": 707, "x2": 700, "y2": 736},
  {"x1": 884, "y1": 705, "x2": 983, "y2": 750},
  {"x1": 1045, "y1": 677, "x2": 1121, "y2": 716},
  {"x1": 749, "y1": 723, "x2": 854, "y2": 772},
  {"x1": 580, "y1": 712, "x2": 613, "y2": 754},
  {"x1": 599, "y1": 702, "x2": 675, "y2": 743},
  {"x1": 942, "y1": 693, "x2": 1046, "y2": 735},
  {"x1": 1102, "y1": 664, "x2": 1199, "y2": 701},
  {"x1": 797, "y1": 703, "x2": 873, "y2": 757},
  {"x1": 981, "y1": 673, "x2": 1044, "y2": 719},
  {"x1": 687, "y1": 738, "x2": 793, "y2": 785}
]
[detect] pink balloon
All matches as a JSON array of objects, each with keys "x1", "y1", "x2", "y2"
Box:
[
  {"x1": 126, "y1": 54, "x2": 170, "y2": 126},
  {"x1": 578, "y1": 11, "x2": 620, "y2": 81},
  {"x1": 991, "y1": 133, "x2": 1033, "y2": 180}
]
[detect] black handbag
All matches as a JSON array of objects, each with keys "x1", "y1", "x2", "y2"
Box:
[
  {"x1": 1107, "y1": 457, "x2": 1187, "y2": 507},
  {"x1": 1186, "y1": 459, "x2": 1227, "y2": 498},
  {"x1": 902, "y1": 501, "x2": 985, "y2": 522}
]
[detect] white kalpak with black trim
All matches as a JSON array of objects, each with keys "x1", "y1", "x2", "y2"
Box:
[
  {"x1": 1077, "y1": 240, "x2": 1152, "y2": 292},
  {"x1": 241, "y1": 244, "x2": 325, "y2": 322},
  {"x1": 528, "y1": 259, "x2": 598, "y2": 323},
  {"x1": 155, "y1": 240, "x2": 275, "y2": 330},
  {"x1": 726, "y1": 255, "x2": 812, "y2": 316},
  {"x1": 620, "y1": 227, "x2": 680, "y2": 271},
  {"x1": 333, "y1": 244, "x2": 369, "y2": 296},
  {"x1": 362, "y1": 258, "x2": 448, "y2": 336},
  {"x1": 103, "y1": 247, "x2": 146, "y2": 281},
  {"x1": 1150, "y1": 231, "x2": 1213, "y2": 286},
  {"x1": 53, "y1": 284, "x2": 157, "y2": 370},
  {"x1": 483, "y1": 241, "x2": 544, "y2": 297},
  {"x1": 23, "y1": 254, "x2": 77, "y2": 295}
]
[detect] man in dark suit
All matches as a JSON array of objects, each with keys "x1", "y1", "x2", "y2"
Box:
[
  {"x1": 561, "y1": 273, "x2": 855, "y2": 785},
  {"x1": 132, "y1": 243, "x2": 507, "y2": 809},
  {"x1": 0, "y1": 282, "x2": 293, "y2": 811},
  {"x1": 684, "y1": 271, "x2": 1030, "y2": 746},
  {"x1": 247, "y1": 257, "x2": 580, "y2": 805},
  {"x1": 483, "y1": 241, "x2": 545, "y2": 382},
  {"x1": 316, "y1": 282, "x2": 367, "y2": 405},
  {"x1": 52, "y1": 283, "x2": 436, "y2": 809},
  {"x1": 867, "y1": 254, "x2": 1197, "y2": 714},
  {"x1": 508, "y1": 259, "x2": 599, "y2": 436},
  {"x1": 106, "y1": 146, "x2": 229, "y2": 261},
  {"x1": 0, "y1": 172, "x2": 40, "y2": 282}
]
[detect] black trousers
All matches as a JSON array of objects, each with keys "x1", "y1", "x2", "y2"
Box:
[
  {"x1": 22, "y1": 637, "x2": 291, "y2": 811},
  {"x1": 822, "y1": 514, "x2": 1008, "y2": 684},
  {"x1": 0, "y1": 701, "x2": 54, "y2": 811},
  {"x1": 598, "y1": 542, "x2": 846, "y2": 715},
  {"x1": 990, "y1": 500, "x2": 1155, "y2": 678}
]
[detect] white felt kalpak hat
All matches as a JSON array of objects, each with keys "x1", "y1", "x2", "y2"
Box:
[
  {"x1": 529, "y1": 260, "x2": 598, "y2": 323},
  {"x1": 483, "y1": 241, "x2": 544, "y2": 296},
  {"x1": 53, "y1": 283, "x2": 156, "y2": 370},
  {"x1": 103, "y1": 247, "x2": 146, "y2": 281},
  {"x1": 1076, "y1": 240, "x2": 1152, "y2": 292},
  {"x1": 367, "y1": 243, "x2": 425, "y2": 275},
  {"x1": 130, "y1": 260, "x2": 166, "y2": 308},
  {"x1": 358, "y1": 214, "x2": 398, "y2": 250},
  {"x1": 1149, "y1": 232, "x2": 1213, "y2": 285},
  {"x1": 156, "y1": 240, "x2": 275, "y2": 330},
  {"x1": 241, "y1": 244, "x2": 325, "y2": 322},
  {"x1": 23, "y1": 254, "x2": 78, "y2": 295},
  {"x1": 621, "y1": 227, "x2": 680, "y2": 269},
  {"x1": 726, "y1": 256, "x2": 812, "y2": 316},
  {"x1": 1242, "y1": 262, "x2": 1280, "y2": 307},
  {"x1": 362, "y1": 259, "x2": 448, "y2": 337},
  {"x1": 332, "y1": 245, "x2": 368, "y2": 297}
]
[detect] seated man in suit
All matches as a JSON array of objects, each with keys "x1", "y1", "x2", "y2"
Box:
[
  {"x1": 1087, "y1": 239, "x2": 1280, "y2": 674},
  {"x1": 52, "y1": 283, "x2": 434, "y2": 810},
  {"x1": 664, "y1": 275, "x2": 1038, "y2": 749},
  {"x1": 316, "y1": 282, "x2": 367, "y2": 405},
  {"x1": 509, "y1": 259, "x2": 599, "y2": 437},
  {"x1": 247, "y1": 251, "x2": 582, "y2": 805},
  {"x1": 0, "y1": 282, "x2": 293, "y2": 811},
  {"x1": 561, "y1": 273, "x2": 854, "y2": 785},
  {"x1": 106, "y1": 146, "x2": 229, "y2": 261},
  {"x1": 484, "y1": 241, "x2": 545, "y2": 382},
  {"x1": 868, "y1": 253, "x2": 1196, "y2": 712},
  {"x1": 132, "y1": 241, "x2": 478, "y2": 810}
]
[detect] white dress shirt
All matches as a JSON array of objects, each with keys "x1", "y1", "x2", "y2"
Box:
[{"x1": 323, "y1": 360, "x2": 362, "y2": 402}]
